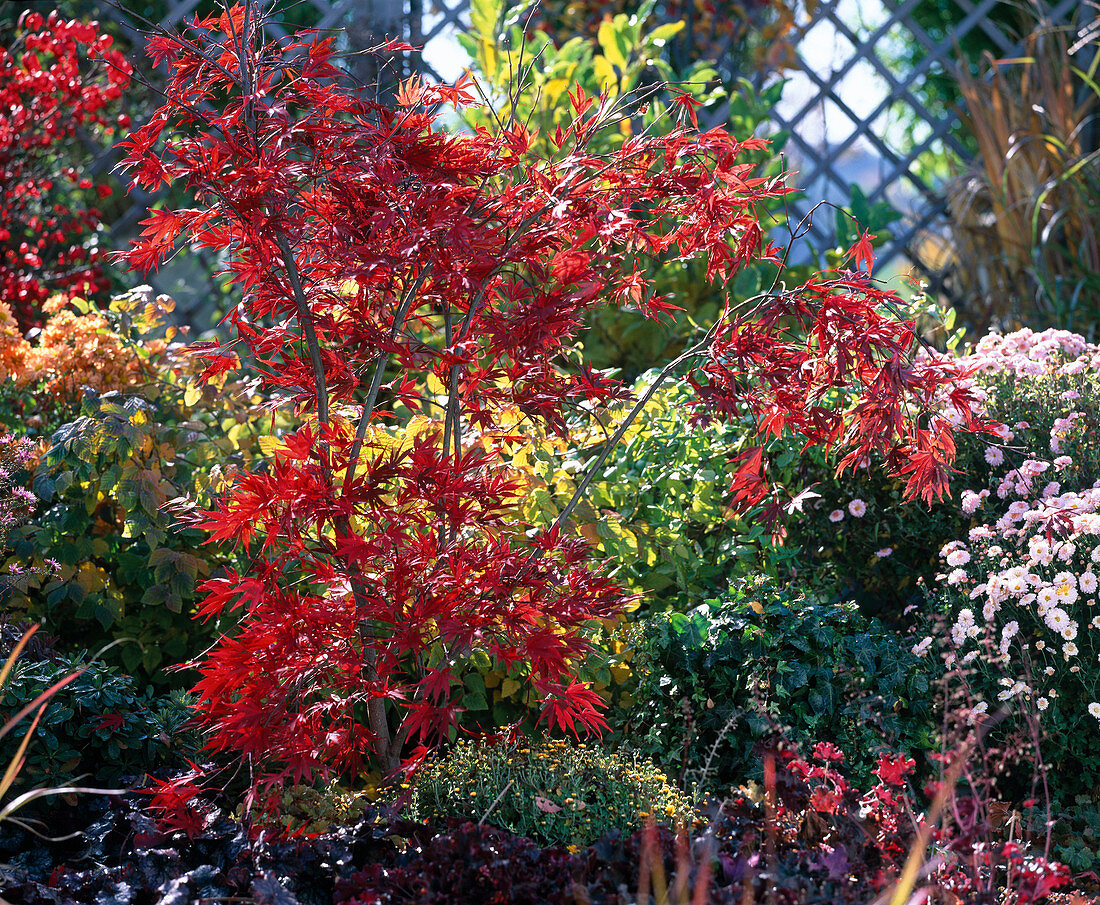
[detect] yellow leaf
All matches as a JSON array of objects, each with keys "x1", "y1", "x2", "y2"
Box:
[
  {"x1": 501, "y1": 677, "x2": 521, "y2": 699},
  {"x1": 183, "y1": 384, "x2": 202, "y2": 407},
  {"x1": 75, "y1": 563, "x2": 108, "y2": 594},
  {"x1": 258, "y1": 436, "x2": 283, "y2": 456},
  {"x1": 542, "y1": 77, "x2": 570, "y2": 106},
  {"x1": 593, "y1": 55, "x2": 618, "y2": 93},
  {"x1": 512, "y1": 445, "x2": 529, "y2": 472},
  {"x1": 610, "y1": 664, "x2": 632, "y2": 685}
]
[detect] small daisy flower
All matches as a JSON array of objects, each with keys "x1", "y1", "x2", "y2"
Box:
[
  {"x1": 848, "y1": 499, "x2": 867, "y2": 518},
  {"x1": 1088, "y1": 702, "x2": 1100, "y2": 720},
  {"x1": 984, "y1": 446, "x2": 1005, "y2": 466},
  {"x1": 828, "y1": 509, "x2": 844, "y2": 523}
]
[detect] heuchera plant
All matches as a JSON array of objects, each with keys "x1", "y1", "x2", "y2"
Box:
[
  {"x1": 120, "y1": 5, "x2": 991, "y2": 801},
  {"x1": 0, "y1": 11, "x2": 132, "y2": 330}
]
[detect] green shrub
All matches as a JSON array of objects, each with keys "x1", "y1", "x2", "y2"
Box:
[
  {"x1": 618, "y1": 575, "x2": 937, "y2": 792},
  {"x1": 0, "y1": 651, "x2": 199, "y2": 788},
  {"x1": 511, "y1": 373, "x2": 797, "y2": 618},
  {"x1": 403, "y1": 737, "x2": 694, "y2": 847},
  {"x1": 1, "y1": 295, "x2": 271, "y2": 685}
]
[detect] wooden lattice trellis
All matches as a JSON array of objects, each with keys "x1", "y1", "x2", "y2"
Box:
[{"x1": 752, "y1": 0, "x2": 1088, "y2": 296}]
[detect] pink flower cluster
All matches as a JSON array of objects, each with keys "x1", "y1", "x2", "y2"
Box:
[{"x1": 961, "y1": 328, "x2": 1094, "y2": 376}]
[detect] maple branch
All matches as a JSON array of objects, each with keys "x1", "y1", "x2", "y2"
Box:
[
  {"x1": 274, "y1": 233, "x2": 330, "y2": 425},
  {"x1": 548, "y1": 285, "x2": 779, "y2": 538},
  {"x1": 342, "y1": 267, "x2": 430, "y2": 493}
]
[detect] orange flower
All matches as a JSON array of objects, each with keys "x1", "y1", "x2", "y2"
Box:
[{"x1": 3, "y1": 295, "x2": 158, "y2": 403}]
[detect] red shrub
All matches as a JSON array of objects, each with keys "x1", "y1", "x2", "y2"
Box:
[{"x1": 0, "y1": 11, "x2": 131, "y2": 329}]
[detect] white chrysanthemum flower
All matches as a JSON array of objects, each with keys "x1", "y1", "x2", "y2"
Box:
[
  {"x1": 1088, "y1": 702, "x2": 1100, "y2": 719},
  {"x1": 1063, "y1": 642, "x2": 1079, "y2": 657},
  {"x1": 1045, "y1": 608, "x2": 1071, "y2": 633},
  {"x1": 1055, "y1": 581, "x2": 1079, "y2": 606},
  {"x1": 1080, "y1": 572, "x2": 1098, "y2": 594},
  {"x1": 998, "y1": 681, "x2": 1027, "y2": 701},
  {"x1": 1037, "y1": 697, "x2": 1049, "y2": 711}
]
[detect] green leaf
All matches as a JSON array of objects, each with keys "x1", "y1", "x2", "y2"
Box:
[
  {"x1": 461, "y1": 692, "x2": 488, "y2": 711},
  {"x1": 32, "y1": 472, "x2": 56, "y2": 502}
]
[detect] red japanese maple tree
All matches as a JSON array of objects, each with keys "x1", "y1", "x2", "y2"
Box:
[
  {"x1": 120, "y1": 5, "x2": 989, "y2": 796},
  {"x1": 0, "y1": 11, "x2": 132, "y2": 330}
]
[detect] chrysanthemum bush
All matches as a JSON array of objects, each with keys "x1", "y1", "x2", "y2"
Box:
[
  {"x1": 787, "y1": 325, "x2": 1100, "y2": 616},
  {"x1": 929, "y1": 329, "x2": 1100, "y2": 804}
]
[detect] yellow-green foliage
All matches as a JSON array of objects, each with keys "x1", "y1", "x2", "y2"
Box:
[
  {"x1": 504, "y1": 372, "x2": 794, "y2": 616},
  {"x1": 403, "y1": 737, "x2": 695, "y2": 847}
]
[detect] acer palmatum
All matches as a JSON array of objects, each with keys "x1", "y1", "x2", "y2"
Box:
[{"x1": 119, "y1": 4, "x2": 991, "y2": 807}]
